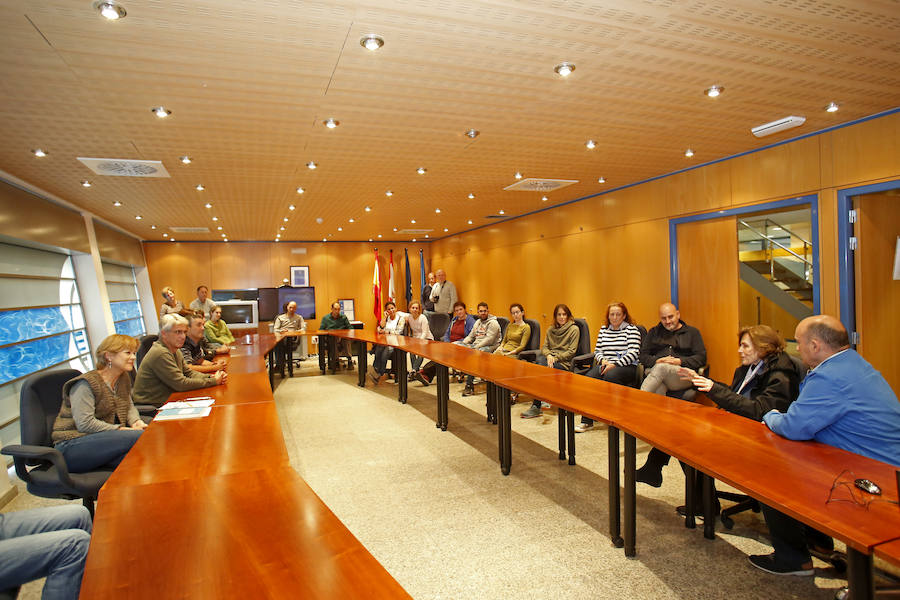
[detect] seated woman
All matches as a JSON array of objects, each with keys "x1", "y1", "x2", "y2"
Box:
[
  {"x1": 520, "y1": 304, "x2": 579, "y2": 419},
  {"x1": 51, "y1": 334, "x2": 146, "y2": 472},
  {"x1": 575, "y1": 302, "x2": 642, "y2": 432},
  {"x1": 413, "y1": 302, "x2": 474, "y2": 386},
  {"x1": 635, "y1": 324, "x2": 802, "y2": 492},
  {"x1": 204, "y1": 305, "x2": 235, "y2": 347},
  {"x1": 403, "y1": 301, "x2": 433, "y2": 378},
  {"x1": 158, "y1": 286, "x2": 183, "y2": 319},
  {"x1": 493, "y1": 303, "x2": 531, "y2": 358},
  {"x1": 369, "y1": 301, "x2": 407, "y2": 385}
]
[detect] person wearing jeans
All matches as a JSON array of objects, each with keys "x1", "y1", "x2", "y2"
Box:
[
  {"x1": 0, "y1": 504, "x2": 92, "y2": 599},
  {"x1": 521, "y1": 304, "x2": 580, "y2": 418}
]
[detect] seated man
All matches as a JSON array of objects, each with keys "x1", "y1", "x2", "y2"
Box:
[
  {"x1": 204, "y1": 305, "x2": 235, "y2": 348},
  {"x1": 752, "y1": 315, "x2": 900, "y2": 577},
  {"x1": 414, "y1": 301, "x2": 474, "y2": 385},
  {"x1": 319, "y1": 301, "x2": 353, "y2": 369},
  {"x1": 454, "y1": 302, "x2": 501, "y2": 396},
  {"x1": 189, "y1": 285, "x2": 217, "y2": 319},
  {"x1": 0, "y1": 505, "x2": 92, "y2": 599},
  {"x1": 182, "y1": 312, "x2": 228, "y2": 374},
  {"x1": 274, "y1": 301, "x2": 307, "y2": 369},
  {"x1": 133, "y1": 313, "x2": 227, "y2": 407}
]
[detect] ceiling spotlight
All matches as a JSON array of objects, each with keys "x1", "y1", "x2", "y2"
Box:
[
  {"x1": 360, "y1": 34, "x2": 384, "y2": 51},
  {"x1": 385, "y1": 190, "x2": 393, "y2": 196},
  {"x1": 585, "y1": 140, "x2": 596, "y2": 149},
  {"x1": 465, "y1": 129, "x2": 479, "y2": 138},
  {"x1": 221, "y1": 233, "x2": 226, "y2": 238},
  {"x1": 416, "y1": 167, "x2": 426, "y2": 175},
  {"x1": 179, "y1": 156, "x2": 191, "y2": 164},
  {"x1": 684, "y1": 148, "x2": 694, "y2": 158},
  {"x1": 704, "y1": 85, "x2": 724, "y2": 98},
  {"x1": 151, "y1": 106, "x2": 171, "y2": 118},
  {"x1": 499, "y1": 209, "x2": 505, "y2": 215},
  {"x1": 514, "y1": 172, "x2": 523, "y2": 180},
  {"x1": 204, "y1": 203, "x2": 212, "y2": 208},
  {"x1": 307, "y1": 162, "x2": 317, "y2": 169},
  {"x1": 541, "y1": 196, "x2": 548, "y2": 202},
  {"x1": 338, "y1": 227, "x2": 343, "y2": 232},
  {"x1": 323, "y1": 118, "x2": 340, "y2": 129},
  {"x1": 296, "y1": 187, "x2": 304, "y2": 195},
  {"x1": 825, "y1": 102, "x2": 839, "y2": 113},
  {"x1": 163, "y1": 233, "x2": 168, "y2": 237},
  {"x1": 443, "y1": 227, "x2": 449, "y2": 233},
  {"x1": 283, "y1": 217, "x2": 289, "y2": 222},
  {"x1": 322, "y1": 238, "x2": 327, "y2": 242},
  {"x1": 217, "y1": 226, "x2": 223, "y2": 230},
  {"x1": 412, "y1": 238, "x2": 417, "y2": 242},
  {"x1": 81, "y1": 180, "x2": 91, "y2": 187},
  {"x1": 435, "y1": 208, "x2": 441, "y2": 214},
  {"x1": 425, "y1": 234, "x2": 429, "y2": 238},
  {"x1": 280, "y1": 226, "x2": 285, "y2": 231},
  {"x1": 348, "y1": 218, "x2": 355, "y2": 223},
  {"x1": 276, "y1": 233, "x2": 282, "y2": 237},
  {"x1": 393, "y1": 227, "x2": 398, "y2": 232},
  {"x1": 364, "y1": 206, "x2": 371, "y2": 212},
  {"x1": 369, "y1": 238, "x2": 373, "y2": 242},
  {"x1": 554, "y1": 62, "x2": 575, "y2": 77},
  {"x1": 32, "y1": 149, "x2": 47, "y2": 157},
  {"x1": 598, "y1": 177, "x2": 606, "y2": 183},
  {"x1": 212, "y1": 216, "x2": 218, "y2": 221},
  {"x1": 170, "y1": 238, "x2": 175, "y2": 242},
  {"x1": 274, "y1": 238, "x2": 280, "y2": 242},
  {"x1": 468, "y1": 193, "x2": 475, "y2": 199},
  {"x1": 135, "y1": 215, "x2": 142, "y2": 220},
  {"x1": 411, "y1": 219, "x2": 417, "y2": 224},
  {"x1": 467, "y1": 219, "x2": 473, "y2": 224},
  {"x1": 195, "y1": 184, "x2": 204, "y2": 191},
  {"x1": 113, "y1": 201, "x2": 122, "y2": 207},
  {"x1": 95, "y1": 1, "x2": 126, "y2": 20},
  {"x1": 223, "y1": 238, "x2": 228, "y2": 242},
  {"x1": 150, "y1": 225, "x2": 157, "y2": 230},
  {"x1": 377, "y1": 234, "x2": 382, "y2": 238},
  {"x1": 288, "y1": 204, "x2": 296, "y2": 210}
]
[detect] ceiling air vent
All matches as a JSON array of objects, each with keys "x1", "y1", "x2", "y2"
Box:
[
  {"x1": 504, "y1": 178, "x2": 578, "y2": 192},
  {"x1": 169, "y1": 227, "x2": 209, "y2": 233},
  {"x1": 396, "y1": 229, "x2": 433, "y2": 235},
  {"x1": 77, "y1": 157, "x2": 171, "y2": 178}
]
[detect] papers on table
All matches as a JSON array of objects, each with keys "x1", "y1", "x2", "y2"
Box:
[{"x1": 155, "y1": 396, "x2": 215, "y2": 421}]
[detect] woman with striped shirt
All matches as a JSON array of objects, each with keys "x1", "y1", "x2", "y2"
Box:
[{"x1": 575, "y1": 302, "x2": 642, "y2": 432}]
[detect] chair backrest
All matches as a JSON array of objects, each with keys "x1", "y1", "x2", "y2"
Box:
[
  {"x1": 495, "y1": 316, "x2": 510, "y2": 339},
  {"x1": 789, "y1": 354, "x2": 808, "y2": 379},
  {"x1": 19, "y1": 369, "x2": 81, "y2": 451},
  {"x1": 573, "y1": 318, "x2": 592, "y2": 357},
  {"x1": 135, "y1": 334, "x2": 158, "y2": 369},
  {"x1": 523, "y1": 318, "x2": 541, "y2": 351},
  {"x1": 427, "y1": 312, "x2": 451, "y2": 341}
]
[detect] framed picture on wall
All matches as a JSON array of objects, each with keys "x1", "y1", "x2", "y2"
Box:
[
  {"x1": 338, "y1": 298, "x2": 355, "y2": 321},
  {"x1": 290, "y1": 266, "x2": 309, "y2": 287}
]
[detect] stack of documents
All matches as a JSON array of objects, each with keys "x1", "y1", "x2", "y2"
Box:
[{"x1": 155, "y1": 396, "x2": 215, "y2": 421}]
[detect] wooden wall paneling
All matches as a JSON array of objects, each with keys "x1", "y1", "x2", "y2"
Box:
[
  {"x1": 676, "y1": 217, "x2": 739, "y2": 382},
  {"x1": 665, "y1": 160, "x2": 733, "y2": 216},
  {"x1": 831, "y1": 112, "x2": 900, "y2": 187},
  {"x1": 818, "y1": 131, "x2": 835, "y2": 190},
  {"x1": 817, "y1": 189, "x2": 840, "y2": 317},
  {"x1": 143, "y1": 242, "x2": 213, "y2": 317},
  {"x1": 730, "y1": 136, "x2": 821, "y2": 206},
  {"x1": 855, "y1": 191, "x2": 900, "y2": 393},
  {"x1": 210, "y1": 243, "x2": 272, "y2": 290},
  {"x1": 0, "y1": 180, "x2": 90, "y2": 254}
]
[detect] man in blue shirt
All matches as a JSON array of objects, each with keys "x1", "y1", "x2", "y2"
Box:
[{"x1": 751, "y1": 315, "x2": 900, "y2": 576}]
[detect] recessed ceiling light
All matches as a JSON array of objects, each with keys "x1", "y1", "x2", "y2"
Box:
[
  {"x1": 348, "y1": 218, "x2": 355, "y2": 223},
  {"x1": 223, "y1": 238, "x2": 228, "y2": 242},
  {"x1": 393, "y1": 227, "x2": 398, "y2": 232},
  {"x1": 377, "y1": 234, "x2": 382, "y2": 238},
  {"x1": 499, "y1": 209, "x2": 505, "y2": 215},
  {"x1": 585, "y1": 140, "x2": 596, "y2": 149},
  {"x1": 541, "y1": 196, "x2": 548, "y2": 202},
  {"x1": 296, "y1": 187, "x2": 304, "y2": 194},
  {"x1": 276, "y1": 233, "x2": 281, "y2": 238},
  {"x1": 135, "y1": 215, "x2": 142, "y2": 220},
  {"x1": 417, "y1": 167, "x2": 426, "y2": 175},
  {"x1": 443, "y1": 228, "x2": 449, "y2": 232},
  {"x1": 467, "y1": 219, "x2": 473, "y2": 224},
  {"x1": 425, "y1": 234, "x2": 429, "y2": 238},
  {"x1": 81, "y1": 180, "x2": 91, "y2": 187},
  {"x1": 338, "y1": 227, "x2": 343, "y2": 231},
  {"x1": 411, "y1": 219, "x2": 416, "y2": 224},
  {"x1": 94, "y1": 1, "x2": 126, "y2": 20},
  {"x1": 385, "y1": 190, "x2": 393, "y2": 196},
  {"x1": 307, "y1": 162, "x2": 317, "y2": 170},
  {"x1": 468, "y1": 193, "x2": 475, "y2": 199},
  {"x1": 113, "y1": 201, "x2": 122, "y2": 207},
  {"x1": 170, "y1": 238, "x2": 175, "y2": 242},
  {"x1": 364, "y1": 206, "x2": 371, "y2": 212},
  {"x1": 151, "y1": 106, "x2": 171, "y2": 118},
  {"x1": 204, "y1": 203, "x2": 212, "y2": 208},
  {"x1": 598, "y1": 177, "x2": 606, "y2": 183},
  {"x1": 316, "y1": 217, "x2": 323, "y2": 224},
  {"x1": 217, "y1": 226, "x2": 223, "y2": 230},
  {"x1": 435, "y1": 208, "x2": 441, "y2": 213},
  {"x1": 288, "y1": 204, "x2": 296, "y2": 210},
  {"x1": 274, "y1": 238, "x2": 280, "y2": 242},
  {"x1": 280, "y1": 226, "x2": 285, "y2": 231},
  {"x1": 32, "y1": 149, "x2": 47, "y2": 157},
  {"x1": 212, "y1": 216, "x2": 218, "y2": 221},
  {"x1": 151, "y1": 225, "x2": 157, "y2": 230},
  {"x1": 360, "y1": 34, "x2": 384, "y2": 51},
  {"x1": 195, "y1": 184, "x2": 204, "y2": 191},
  {"x1": 322, "y1": 238, "x2": 327, "y2": 242},
  {"x1": 514, "y1": 172, "x2": 523, "y2": 180},
  {"x1": 704, "y1": 85, "x2": 724, "y2": 98},
  {"x1": 554, "y1": 62, "x2": 575, "y2": 77},
  {"x1": 825, "y1": 102, "x2": 839, "y2": 113},
  {"x1": 221, "y1": 233, "x2": 226, "y2": 238},
  {"x1": 412, "y1": 238, "x2": 417, "y2": 242},
  {"x1": 163, "y1": 233, "x2": 168, "y2": 237},
  {"x1": 369, "y1": 238, "x2": 373, "y2": 242},
  {"x1": 465, "y1": 129, "x2": 479, "y2": 138},
  {"x1": 179, "y1": 156, "x2": 191, "y2": 164},
  {"x1": 283, "y1": 217, "x2": 289, "y2": 222},
  {"x1": 323, "y1": 118, "x2": 340, "y2": 129},
  {"x1": 684, "y1": 148, "x2": 694, "y2": 158}
]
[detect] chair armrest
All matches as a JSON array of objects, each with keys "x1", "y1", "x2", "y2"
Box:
[
  {"x1": 1, "y1": 444, "x2": 78, "y2": 489},
  {"x1": 134, "y1": 403, "x2": 157, "y2": 417},
  {"x1": 518, "y1": 349, "x2": 540, "y2": 363},
  {"x1": 572, "y1": 352, "x2": 594, "y2": 366}
]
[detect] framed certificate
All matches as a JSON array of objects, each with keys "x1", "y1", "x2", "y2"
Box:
[{"x1": 290, "y1": 265, "x2": 309, "y2": 287}]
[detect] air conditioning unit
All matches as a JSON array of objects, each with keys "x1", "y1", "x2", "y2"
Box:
[{"x1": 751, "y1": 116, "x2": 806, "y2": 138}]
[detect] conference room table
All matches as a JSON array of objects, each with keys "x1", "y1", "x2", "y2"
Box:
[
  {"x1": 320, "y1": 328, "x2": 900, "y2": 599},
  {"x1": 80, "y1": 333, "x2": 411, "y2": 599}
]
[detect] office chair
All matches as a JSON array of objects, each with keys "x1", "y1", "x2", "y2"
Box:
[
  {"x1": 427, "y1": 312, "x2": 451, "y2": 341},
  {"x1": 0, "y1": 370, "x2": 112, "y2": 517},
  {"x1": 518, "y1": 317, "x2": 590, "y2": 367},
  {"x1": 571, "y1": 324, "x2": 647, "y2": 377},
  {"x1": 0, "y1": 587, "x2": 19, "y2": 600},
  {"x1": 133, "y1": 334, "x2": 160, "y2": 417},
  {"x1": 495, "y1": 316, "x2": 510, "y2": 340}
]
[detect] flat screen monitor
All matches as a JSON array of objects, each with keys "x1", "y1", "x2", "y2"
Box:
[
  {"x1": 257, "y1": 287, "x2": 280, "y2": 321},
  {"x1": 216, "y1": 300, "x2": 259, "y2": 329},
  {"x1": 211, "y1": 289, "x2": 259, "y2": 302},
  {"x1": 277, "y1": 287, "x2": 316, "y2": 320}
]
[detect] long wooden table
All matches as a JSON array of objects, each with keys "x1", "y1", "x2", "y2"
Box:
[
  {"x1": 323, "y1": 328, "x2": 900, "y2": 599},
  {"x1": 80, "y1": 333, "x2": 410, "y2": 599}
]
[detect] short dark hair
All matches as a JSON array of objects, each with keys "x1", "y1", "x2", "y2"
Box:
[
  {"x1": 509, "y1": 303, "x2": 524, "y2": 314},
  {"x1": 806, "y1": 321, "x2": 850, "y2": 350},
  {"x1": 552, "y1": 303, "x2": 573, "y2": 327},
  {"x1": 331, "y1": 301, "x2": 341, "y2": 309},
  {"x1": 197, "y1": 285, "x2": 208, "y2": 293},
  {"x1": 477, "y1": 302, "x2": 488, "y2": 310},
  {"x1": 452, "y1": 301, "x2": 466, "y2": 311},
  {"x1": 385, "y1": 301, "x2": 396, "y2": 309}
]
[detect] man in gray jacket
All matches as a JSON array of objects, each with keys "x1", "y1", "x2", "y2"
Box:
[
  {"x1": 454, "y1": 302, "x2": 501, "y2": 396},
  {"x1": 429, "y1": 269, "x2": 458, "y2": 315}
]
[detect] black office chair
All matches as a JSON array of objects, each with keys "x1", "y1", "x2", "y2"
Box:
[
  {"x1": 427, "y1": 312, "x2": 451, "y2": 341},
  {"x1": 495, "y1": 316, "x2": 510, "y2": 340},
  {"x1": 133, "y1": 334, "x2": 160, "y2": 417},
  {"x1": 0, "y1": 370, "x2": 112, "y2": 517}
]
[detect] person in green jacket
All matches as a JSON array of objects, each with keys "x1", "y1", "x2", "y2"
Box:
[
  {"x1": 521, "y1": 303, "x2": 580, "y2": 418},
  {"x1": 204, "y1": 305, "x2": 235, "y2": 348},
  {"x1": 320, "y1": 301, "x2": 353, "y2": 368}
]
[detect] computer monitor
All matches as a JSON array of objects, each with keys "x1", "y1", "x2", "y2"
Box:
[
  {"x1": 257, "y1": 287, "x2": 280, "y2": 321},
  {"x1": 277, "y1": 287, "x2": 316, "y2": 320},
  {"x1": 216, "y1": 300, "x2": 259, "y2": 329}
]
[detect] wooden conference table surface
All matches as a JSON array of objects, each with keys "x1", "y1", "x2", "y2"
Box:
[
  {"x1": 875, "y1": 538, "x2": 900, "y2": 570},
  {"x1": 81, "y1": 333, "x2": 411, "y2": 599}
]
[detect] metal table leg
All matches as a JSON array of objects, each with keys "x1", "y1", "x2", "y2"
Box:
[
  {"x1": 608, "y1": 426, "x2": 623, "y2": 548},
  {"x1": 319, "y1": 336, "x2": 327, "y2": 375},
  {"x1": 684, "y1": 465, "x2": 697, "y2": 530},
  {"x1": 436, "y1": 364, "x2": 449, "y2": 430},
  {"x1": 702, "y1": 473, "x2": 716, "y2": 540},
  {"x1": 394, "y1": 348, "x2": 407, "y2": 403},
  {"x1": 557, "y1": 408, "x2": 567, "y2": 461},
  {"x1": 497, "y1": 385, "x2": 512, "y2": 476},
  {"x1": 566, "y1": 410, "x2": 576, "y2": 466},
  {"x1": 623, "y1": 433, "x2": 636, "y2": 557},
  {"x1": 486, "y1": 381, "x2": 496, "y2": 423},
  {"x1": 286, "y1": 337, "x2": 294, "y2": 377},
  {"x1": 327, "y1": 335, "x2": 338, "y2": 373},
  {"x1": 267, "y1": 347, "x2": 275, "y2": 390},
  {"x1": 846, "y1": 548, "x2": 875, "y2": 600},
  {"x1": 356, "y1": 341, "x2": 367, "y2": 387}
]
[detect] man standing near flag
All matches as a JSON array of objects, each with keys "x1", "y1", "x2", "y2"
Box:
[{"x1": 429, "y1": 269, "x2": 458, "y2": 315}]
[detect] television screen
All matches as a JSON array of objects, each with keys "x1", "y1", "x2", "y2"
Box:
[
  {"x1": 257, "y1": 288, "x2": 279, "y2": 321},
  {"x1": 218, "y1": 303, "x2": 255, "y2": 325},
  {"x1": 277, "y1": 287, "x2": 316, "y2": 320},
  {"x1": 211, "y1": 289, "x2": 259, "y2": 302}
]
